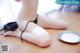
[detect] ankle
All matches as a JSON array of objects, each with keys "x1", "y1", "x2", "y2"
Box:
[
  {"x1": 26, "y1": 14, "x2": 38, "y2": 21},
  {"x1": 18, "y1": 12, "x2": 37, "y2": 21}
]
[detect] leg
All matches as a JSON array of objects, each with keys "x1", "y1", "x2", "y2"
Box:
[
  {"x1": 16, "y1": 0, "x2": 67, "y2": 30},
  {"x1": 36, "y1": 3, "x2": 67, "y2": 29},
  {"x1": 3, "y1": 29, "x2": 51, "y2": 47},
  {"x1": 17, "y1": 20, "x2": 51, "y2": 47},
  {"x1": 17, "y1": 0, "x2": 38, "y2": 21},
  {"x1": 37, "y1": 13, "x2": 68, "y2": 30},
  {"x1": 16, "y1": 0, "x2": 51, "y2": 47}
]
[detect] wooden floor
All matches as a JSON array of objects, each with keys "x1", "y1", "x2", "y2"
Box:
[{"x1": 0, "y1": 12, "x2": 80, "y2": 53}]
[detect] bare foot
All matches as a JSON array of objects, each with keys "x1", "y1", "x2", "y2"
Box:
[
  {"x1": 3, "y1": 27, "x2": 51, "y2": 47},
  {"x1": 37, "y1": 13, "x2": 68, "y2": 30},
  {"x1": 22, "y1": 32, "x2": 51, "y2": 47},
  {"x1": 17, "y1": 19, "x2": 51, "y2": 47}
]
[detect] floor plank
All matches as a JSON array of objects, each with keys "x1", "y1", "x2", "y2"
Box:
[{"x1": 0, "y1": 12, "x2": 80, "y2": 53}]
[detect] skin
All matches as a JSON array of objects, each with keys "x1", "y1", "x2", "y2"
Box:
[
  {"x1": 16, "y1": 0, "x2": 68, "y2": 30},
  {"x1": 4, "y1": 27, "x2": 51, "y2": 47},
  {"x1": 3, "y1": 0, "x2": 68, "y2": 47}
]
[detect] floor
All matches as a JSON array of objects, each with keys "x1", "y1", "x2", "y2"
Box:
[
  {"x1": 0, "y1": 0, "x2": 80, "y2": 53},
  {"x1": 0, "y1": 11, "x2": 80, "y2": 53}
]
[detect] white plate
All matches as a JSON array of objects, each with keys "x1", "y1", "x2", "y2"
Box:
[{"x1": 59, "y1": 33, "x2": 80, "y2": 43}]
